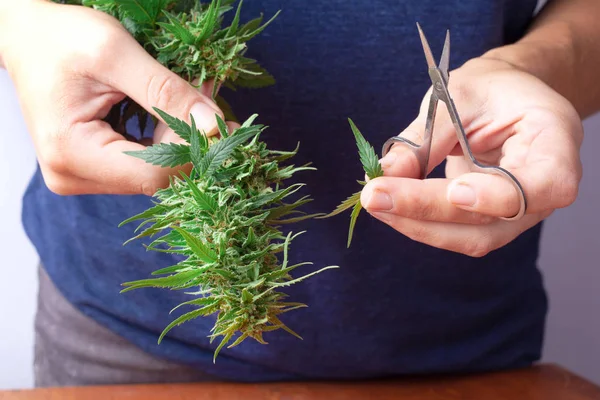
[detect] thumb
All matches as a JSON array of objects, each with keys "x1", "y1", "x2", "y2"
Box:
[
  {"x1": 99, "y1": 37, "x2": 223, "y2": 137},
  {"x1": 152, "y1": 79, "x2": 220, "y2": 146}
]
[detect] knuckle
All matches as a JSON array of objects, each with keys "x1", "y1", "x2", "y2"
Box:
[
  {"x1": 43, "y1": 173, "x2": 73, "y2": 196},
  {"x1": 558, "y1": 171, "x2": 581, "y2": 207},
  {"x1": 405, "y1": 223, "x2": 431, "y2": 244},
  {"x1": 463, "y1": 236, "x2": 494, "y2": 258},
  {"x1": 39, "y1": 131, "x2": 70, "y2": 175},
  {"x1": 147, "y1": 74, "x2": 190, "y2": 113},
  {"x1": 139, "y1": 176, "x2": 166, "y2": 197},
  {"x1": 544, "y1": 160, "x2": 582, "y2": 209},
  {"x1": 473, "y1": 213, "x2": 495, "y2": 225},
  {"x1": 405, "y1": 190, "x2": 436, "y2": 220},
  {"x1": 70, "y1": 26, "x2": 124, "y2": 69}
]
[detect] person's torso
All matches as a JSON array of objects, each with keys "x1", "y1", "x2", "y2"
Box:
[{"x1": 23, "y1": 0, "x2": 546, "y2": 381}]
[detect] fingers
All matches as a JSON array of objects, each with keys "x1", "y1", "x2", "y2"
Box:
[
  {"x1": 369, "y1": 210, "x2": 546, "y2": 258},
  {"x1": 42, "y1": 117, "x2": 246, "y2": 197},
  {"x1": 491, "y1": 111, "x2": 583, "y2": 214},
  {"x1": 361, "y1": 176, "x2": 495, "y2": 224},
  {"x1": 446, "y1": 172, "x2": 523, "y2": 218},
  {"x1": 98, "y1": 35, "x2": 223, "y2": 137},
  {"x1": 379, "y1": 106, "x2": 583, "y2": 221},
  {"x1": 45, "y1": 120, "x2": 188, "y2": 196}
]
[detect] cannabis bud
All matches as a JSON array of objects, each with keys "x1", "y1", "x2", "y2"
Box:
[{"x1": 120, "y1": 111, "x2": 336, "y2": 361}]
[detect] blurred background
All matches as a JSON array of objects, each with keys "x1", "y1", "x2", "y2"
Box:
[{"x1": 1, "y1": 4, "x2": 599, "y2": 385}]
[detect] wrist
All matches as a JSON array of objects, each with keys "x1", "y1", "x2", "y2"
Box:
[
  {"x1": 480, "y1": 21, "x2": 591, "y2": 118},
  {"x1": 481, "y1": 22, "x2": 575, "y2": 87}
]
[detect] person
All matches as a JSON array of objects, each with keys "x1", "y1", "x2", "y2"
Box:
[{"x1": 0, "y1": 0, "x2": 597, "y2": 387}]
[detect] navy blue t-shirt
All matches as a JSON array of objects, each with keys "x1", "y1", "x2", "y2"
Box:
[{"x1": 22, "y1": 0, "x2": 546, "y2": 381}]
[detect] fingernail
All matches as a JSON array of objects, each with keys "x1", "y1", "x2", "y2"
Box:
[
  {"x1": 190, "y1": 102, "x2": 219, "y2": 135},
  {"x1": 380, "y1": 152, "x2": 397, "y2": 169},
  {"x1": 448, "y1": 182, "x2": 476, "y2": 206},
  {"x1": 364, "y1": 189, "x2": 393, "y2": 211}
]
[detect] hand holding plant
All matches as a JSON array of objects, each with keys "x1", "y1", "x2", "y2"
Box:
[{"x1": 0, "y1": 0, "x2": 272, "y2": 196}]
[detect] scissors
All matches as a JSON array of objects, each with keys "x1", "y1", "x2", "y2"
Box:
[{"x1": 381, "y1": 23, "x2": 527, "y2": 221}]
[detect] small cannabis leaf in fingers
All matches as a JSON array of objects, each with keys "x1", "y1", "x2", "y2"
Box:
[{"x1": 318, "y1": 119, "x2": 383, "y2": 247}]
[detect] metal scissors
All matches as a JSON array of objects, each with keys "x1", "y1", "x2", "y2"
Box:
[{"x1": 381, "y1": 23, "x2": 527, "y2": 221}]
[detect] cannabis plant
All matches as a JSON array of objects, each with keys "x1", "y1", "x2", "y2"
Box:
[
  {"x1": 53, "y1": 0, "x2": 381, "y2": 360},
  {"x1": 120, "y1": 111, "x2": 336, "y2": 361},
  {"x1": 51, "y1": 0, "x2": 339, "y2": 360}
]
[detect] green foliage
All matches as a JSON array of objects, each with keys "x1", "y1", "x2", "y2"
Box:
[
  {"x1": 52, "y1": 0, "x2": 278, "y2": 136},
  {"x1": 120, "y1": 112, "x2": 337, "y2": 361},
  {"x1": 125, "y1": 142, "x2": 191, "y2": 167},
  {"x1": 348, "y1": 119, "x2": 384, "y2": 180},
  {"x1": 319, "y1": 119, "x2": 383, "y2": 247},
  {"x1": 53, "y1": 0, "x2": 375, "y2": 361}
]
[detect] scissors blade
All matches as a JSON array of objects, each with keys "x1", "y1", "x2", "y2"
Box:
[
  {"x1": 439, "y1": 30, "x2": 450, "y2": 81},
  {"x1": 416, "y1": 22, "x2": 437, "y2": 68}
]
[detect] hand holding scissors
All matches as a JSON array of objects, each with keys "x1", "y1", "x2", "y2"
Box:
[{"x1": 361, "y1": 24, "x2": 583, "y2": 257}]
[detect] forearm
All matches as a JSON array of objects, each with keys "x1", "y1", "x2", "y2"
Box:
[{"x1": 482, "y1": 0, "x2": 600, "y2": 119}]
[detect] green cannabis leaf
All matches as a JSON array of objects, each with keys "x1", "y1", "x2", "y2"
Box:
[
  {"x1": 319, "y1": 119, "x2": 384, "y2": 247},
  {"x1": 120, "y1": 112, "x2": 337, "y2": 362},
  {"x1": 348, "y1": 118, "x2": 384, "y2": 180},
  {"x1": 124, "y1": 142, "x2": 190, "y2": 167}
]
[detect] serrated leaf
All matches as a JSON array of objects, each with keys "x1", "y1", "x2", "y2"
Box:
[
  {"x1": 268, "y1": 266, "x2": 339, "y2": 288},
  {"x1": 215, "y1": 114, "x2": 230, "y2": 138},
  {"x1": 121, "y1": 269, "x2": 198, "y2": 293},
  {"x1": 227, "y1": 332, "x2": 249, "y2": 348},
  {"x1": 153, "y1": 107, "x2": 192, "y2": 142},
  {"x1": 124, "y1": 142, "x2": 190, "y2": 167},
  {"x1": 197, "y1": 127, "x2": 258, "y2": 177},
  {"x1": 213, "y1": 331, "x2": 234, "y2": 363},
  {"x1": 348, "y1": 118, "x2": 383, "y2": 180},
  {"x1": 241, "y1": 288, "x2": 253, "y2": 303},
  {"x1": 226, "y1": 0, "x2": 243, "y2": 37},
  {"x1": 347, "y1": 200, "x2": 362, "y2": 248},
  {"x1": 196, "y1": 0, "x2": 220, "y2": 44},
  {"x1": 239, "y1": 10, "x2": 280, "y2": 42},
  {"x1": 151, "y1": 264, "x2": 187, "y2": 276},
  {"x1": 190, "y1": 117, "x2": 203, "y2": 167},
  {"x1": 118, "y1": 203, "x2": 166, "y2": 227},
  {"x1": 269, "y1": 315, "x2": 303, "y2": 340},
  {"x1": 116, "y1": 0, "x2": 162, "y2": 26},
  {"x1": 158, "y1": 307, "x2": 213, "y2": 344},
  {"x1": 179, "y1": 171, "x2": 218, "y2": 213},
  {"x1": 159, "y1": 11, "x2": 195, "y2": 44},
  {"x1": 173, "y1": 227, "x2": 217, "y2": 263},
  {"x1": 317, "y1": 191, "x2": 361, "y2": 219}
]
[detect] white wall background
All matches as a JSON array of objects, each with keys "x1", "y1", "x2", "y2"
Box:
[
  {"x1": 0, "y1": 70, "x2": 39, "y2": 390},
  {"x1": 2, "y1": 52, "x2": 600, "y2": 390}
]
